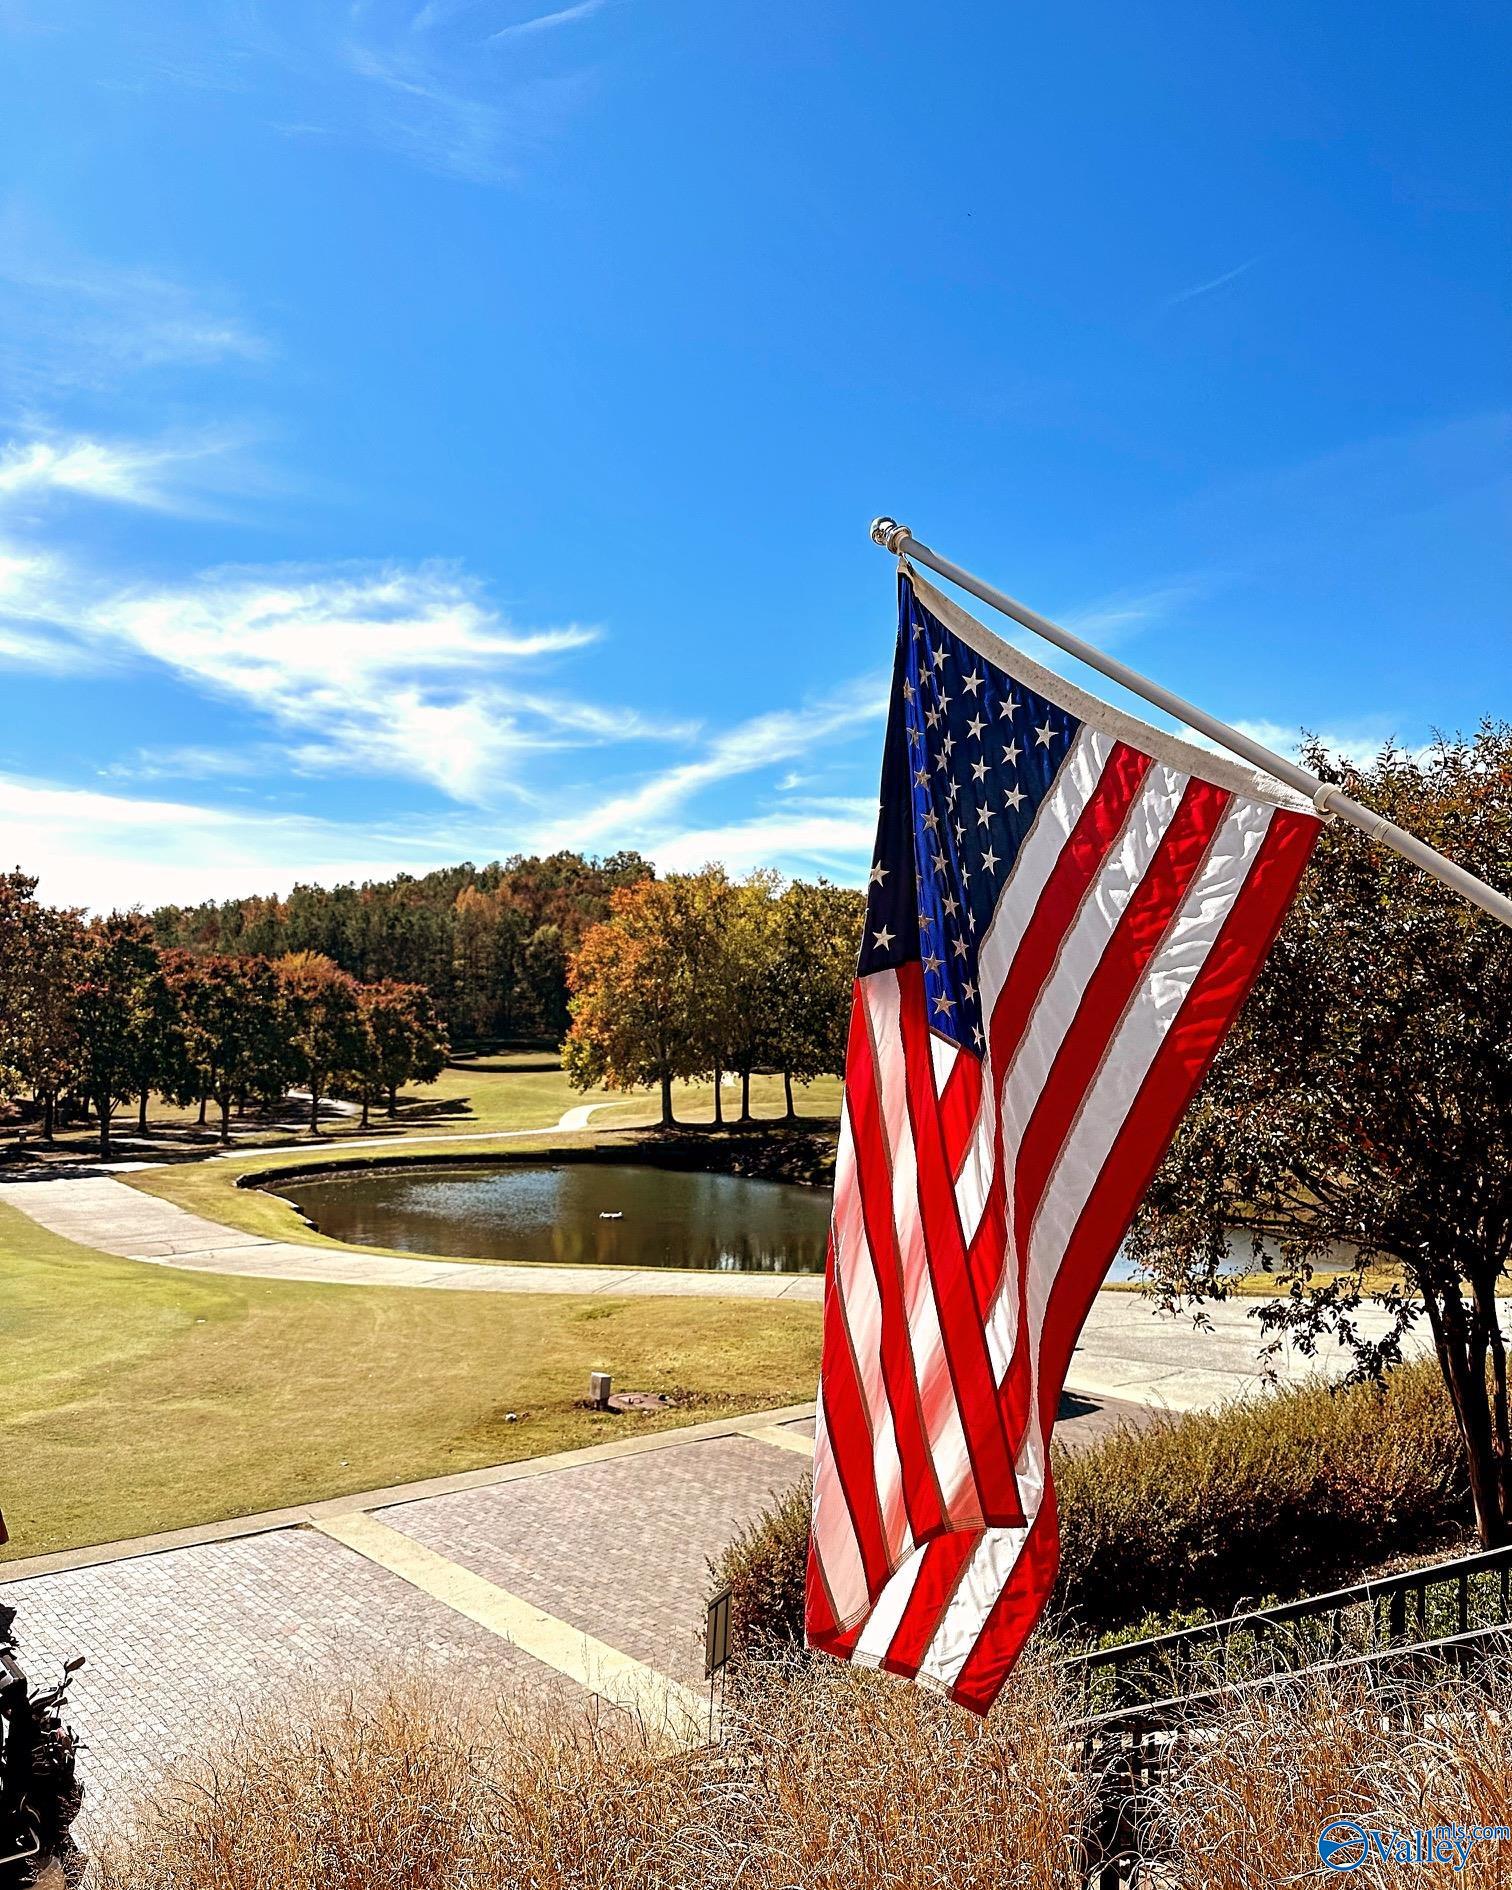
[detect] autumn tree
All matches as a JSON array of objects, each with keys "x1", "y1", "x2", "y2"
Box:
[
  {"x1": 764, "y1": 879, "x2": 865, "y2": 1118},
  {"x1": 73, "y1": 913, "x2": 162, "y2": 1159},
  {"x1": 275, "y1": 951, "x2": 365, "y2": 1135},
  {"x1": 1129, "y1": 726, "x2": 1512, "y2": 1546},
  {"x1": 564, "y1": 873, "x2": 726, "y2": 1127},
  {"x1": 169, "y1": 952, "x2": 287, "y2": 1144},
  {"x1": 0, "y1": 874, "x2": 84, "y2": 1142},
  {"x1": 720, "y1": 873, "x2": 780, "y2": 1123},
  {"x1": 352, "y1": 980, "x2": 450, "y2": 1125}
]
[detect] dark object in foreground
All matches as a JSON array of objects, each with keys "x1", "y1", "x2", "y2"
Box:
[{"x1": 0, "y1": 1603, "x2": 84, "y2": 1887}]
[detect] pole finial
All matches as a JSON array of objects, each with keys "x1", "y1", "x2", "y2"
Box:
[{"x1": 870, "y1": 517, "x2": 912, "y2": 554}]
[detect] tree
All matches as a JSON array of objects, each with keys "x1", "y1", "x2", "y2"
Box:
[
  {"x1": 1127, "y1": 726, "x2": 1512, "y2": 1546},
  {"x1": 73, "y1": 913, "x2": 162, "y2": 1159},
  {"x1": 564, "y1": 873, "x2": 724, "y2": 1128},
  {"x1": 356, "y1": 980, "x2": 449, "y2": 1124},
  {"x1": 721, "y1": 873, "x2": 780, "y2": 1123},
  {"x1": 764, "y1": 880, "x2": 865, "y2": 1118},
  {"x1": 169, "y1": 952, "x2": 287, "y2": 1145},
  {"x1": 0, "y1": 874, "x2": 83, "y2": 1142},
  {"x1": 275, "y1": 951, "x2": 365, "y2": 1134}
]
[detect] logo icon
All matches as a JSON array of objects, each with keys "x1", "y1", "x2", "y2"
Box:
[{"x1": 1318, "y1": 1820, "x2": 1370, "y2": 1872}]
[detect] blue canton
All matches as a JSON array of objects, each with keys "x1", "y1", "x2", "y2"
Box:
[{"x1": 860, "y1": 574, "x2": 1081, "y2": 1051}]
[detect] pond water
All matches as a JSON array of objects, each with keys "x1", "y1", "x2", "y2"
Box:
[{"x1": 274, "y1": 1161, "x2": 834, "y2": 1273}]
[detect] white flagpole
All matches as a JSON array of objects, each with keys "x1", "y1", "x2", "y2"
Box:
[{"x1": 871, "y1": 517, "x2": 1512, "y2": 932}]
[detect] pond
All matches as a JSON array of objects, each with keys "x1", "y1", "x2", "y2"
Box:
[{"x1": 273, "y1": 1161, "x2": 834, "y2": 1273}]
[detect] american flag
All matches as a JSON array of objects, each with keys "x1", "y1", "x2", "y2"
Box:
[{"x1": 806, "y1": 565, "x2": 1321, "y2": 1713}]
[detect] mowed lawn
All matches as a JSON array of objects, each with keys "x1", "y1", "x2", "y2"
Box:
[{"x1": 0, "y1": 1201, "x2": 821, "y2": 1562}]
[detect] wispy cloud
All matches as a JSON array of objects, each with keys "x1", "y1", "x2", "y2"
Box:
[
  {"x1": 0, "y1": 431, "x2": 250, "y2": 517},
  {"x1": 489, "y1": 0, "x2": 607, "y2": 41},
  {"x1": 543, "y1": 676, "x2": 888, "y2": 849},
  {"x1": 1162, "y1": 255, "x2": 1261, "y2": 313},
  {"x1": 0, "y1": 222, "x2": 268, "y2": 396},
  {"x1": 651, "y1": 812, "x2": 873, "y2": 879},
  {"x1": 1063, "y1": 580, "x2": 1200, "y2": 648}
]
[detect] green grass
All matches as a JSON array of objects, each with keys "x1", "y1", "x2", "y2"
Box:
[{"x1": 0, "y1": 1199, "x2": 821, "y2": 1562}]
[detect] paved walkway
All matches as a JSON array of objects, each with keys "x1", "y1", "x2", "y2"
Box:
[{"x1": 0, "y1": 1391, "x2": 1147, "y2": 1836}]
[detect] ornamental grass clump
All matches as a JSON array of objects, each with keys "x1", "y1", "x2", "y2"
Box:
[
  {"x1": 1151, "y1": 1661, "x2": 1512, "y2": 1889},
  {"x1": 94, "y1": 1658, "x2": 1091, "y2": 1890}
]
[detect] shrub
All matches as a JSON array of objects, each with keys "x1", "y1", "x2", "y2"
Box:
[{"x1": 713, "y1": 1360, "x2": 1468, "y2": 1653}]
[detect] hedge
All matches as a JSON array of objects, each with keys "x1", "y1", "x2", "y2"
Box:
[{"x1": 714, "y1": 1359, "x2": 1469, "y2": 1653}]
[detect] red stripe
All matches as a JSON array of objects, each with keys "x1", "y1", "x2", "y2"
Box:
[
  {"x1": 880, "y1": 1532, "x2": 981, "y2": 1678},
  {"x1": 896, "y1": 961, "x2": 1024, "y2": 1529},
  {"x1": 1034, "y1": 806, "x2": 1320, "y2": 1428},
  {"x1": 811, "y1": 1232, "x2": 894, "y2": 1607},
  {"x1": 967, "y1": 742, "x2": 1153, "y2": 1311},
  {"x1": 1002, "y1": 777, "x2": 1231, "y2": 1456},
  {"x1": 948, "y1": 1502, "x2": 1063, "y2": 1714},
  {"x1": 843, "y1": 978, "x2": 949, "y2": 1544},
  {"x1": 938, "y1": 1052, "x2": 982, "y2": 1177}
]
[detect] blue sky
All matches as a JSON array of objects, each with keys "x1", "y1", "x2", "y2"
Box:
[{"x1": 0, "y1": 0, "x2": 1506, "y2": 910}]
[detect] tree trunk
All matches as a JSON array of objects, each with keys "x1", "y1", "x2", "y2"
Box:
[
  {"x1": 219, "y1": 1092, "x2": 232, "y2": 1147},
  {"x1": 1428, "y1": 1288, "x2": 1508, "y2": 1547},
  {"x1": 387, "y1": 1084, "x2": 398, "y2": 1118},
  {"x1": 138, "y1": 1089, "x2": 150, "y2": 1135},
  {"x1": 197, "y1": 1093, "x2": 208, "y2": 1127},
  {"x1": 740, "y1": 1068, "x2": 752, "y2": 1123},
  {"x1": 712, "y1": 1062, "x2": 724, "y2": 1129},
  {"x1": 360, "y1": 1097, "x2": 370, "y2": 1130},
  {"x1": 41, "y1": 1092, "x2": 54, "y2": 1144},
  {"x1": 96, "y1": 1095, "x2": 111, "y2": 1161},
  {"x1": 310, "y1": 1088, "x2": 322, "y2": 1134},
  {"x1": 783, "y1": 1070, "x2": 796, "y2": 1122},
  {"x1": 659, "y1": 1068, "x2": 675, "y2": 1129}
]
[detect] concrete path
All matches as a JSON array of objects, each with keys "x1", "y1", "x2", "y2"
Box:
[{"x1": 0, "y1": 1168, "x2": 1431, "y2": 1390}]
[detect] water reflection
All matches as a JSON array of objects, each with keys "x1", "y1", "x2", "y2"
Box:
[{"x1": 276, "y1": 1161, "x2": 833, "y2": 1273}]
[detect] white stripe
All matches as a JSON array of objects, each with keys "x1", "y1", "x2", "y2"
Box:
[
  {"x1": 914, "y1": 797, "x2": 1275, "y2": 1694},
  {"x1": 952, "y1": 728, "x2": 1113, "y2": 1244},
  {"x1": 980, "y1": 764, "x2": 1188, "y2": 1378},
  {"x1": 851, "y1": 1543, "x2": 928, "y2": 1663},
  {"x1": 862, "y1": 976, "x2": 979, "y2": 1525},
  {"x1": 810, "y1": 1385, "x2": 871, "y2": 1623},
  {"x1": 929, "y1": 1032, "x2": 957, "y2": 1096},
  {"x1": 914, "y1": 1524, "x2": 1030, "y2": 1692}
]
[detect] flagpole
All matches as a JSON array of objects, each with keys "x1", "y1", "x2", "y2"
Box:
[{"x1": 870, "y1": 517, "x2": 1512, "y2": 931}]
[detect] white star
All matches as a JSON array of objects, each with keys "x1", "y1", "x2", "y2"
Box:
[
  {"x1": 908, "y1": 724, "x2": 921, "y2": 745},
  {"x1": 931, "y1": 644, "x2": 947, "y2": 670},
  {"x1": 942, "y1": 891, "x2": 960, "y2": 918},
  {"x1": 970, "y1": 757, "x2": 989, "y2": 784},
  {"x1": 952, "y1": 935, "x2": 969, "y2": 960},
  {"x1": 1002, "y1": 740, "x2": 1021, "y2": 767},
  {"x1": 967, "y1": 907, "x2": 977, "y2": 933},
  {"x1": 966, "y1": 713, "x2": 986, "y2": 741},
  {"x1": 902, "y1": 678, "x2": 916, "y2": 703},
  {"x1": 922, "y1": 949, "x2": 943, "y2": 974},
  {"x1": 981, "y1": 844, "x2": 1000, "y2": 873},
  {"x1": 1005, "y1": 785, "x2": 1026, "y2": 811},
  {"x1": 925, "y1": 704, "x2": 940, "y2": 730},
  {"x1": 953, "y1": 819, "x2": 965, "y2": 844},
  {"x1": 998, "y1": 695, "x2": 1020, "y2": 720},
  {"x1": 918, "y1": 907, "x2": 933, "y2": 929},
  {"x1": 963, "y1": 978, "x2": 977, "y2": 1001},
  {"x1": 871, "y1": 925, "x2": 894, "y2": 951},
  {"x1": 912, "y1": 766, "x2": 929, "y2": 788},
  {"x1": 976, "y1": 804, "x2": 992, "y2": 830},
  {"x1": 932, "y1": 851, "x2": 948, "y2": 877},
  {"x1": 941, "y1": 733, "x2": 955, "y2": 759},
  {"x1": 922, "y1": 808, "x2": 939, "y2": 832},
  {"x1": 963, "y1": 670, "x2": 984, "y2": 696},
  {"x1": 937, "y1": 691, "x2": 952, "y2": 715},
  {"x1": 1035, "y1": 721, "x2": 1056, "y2": 748},
  {"x1": 868, "y1": 860, "x2": 889, "y2": 887},
  {"x1": 947, "y1": 778, "x2": 960, "y2": 804},
  {"x1": 931, "y1": 991, "x2": 955, "y2": 1016},
  {"x1": 935, "y1": 749, "x2": 949, "y2": 773},
  {"x1": 972, "y1": 1022, "x2": 984, "y2": 1047}
]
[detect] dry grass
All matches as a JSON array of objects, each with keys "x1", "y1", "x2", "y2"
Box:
[
  {"x1": 95, "y1": 1659, "x2": 1092, "y2": 1890},
  {"x1": 1152, "y1": 1662, "x2": 1512, "y2": 1887}
]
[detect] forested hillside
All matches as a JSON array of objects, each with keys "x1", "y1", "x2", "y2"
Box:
[{"x1": 151, "y1": 852, "x2": 652, "y2": 1045}]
